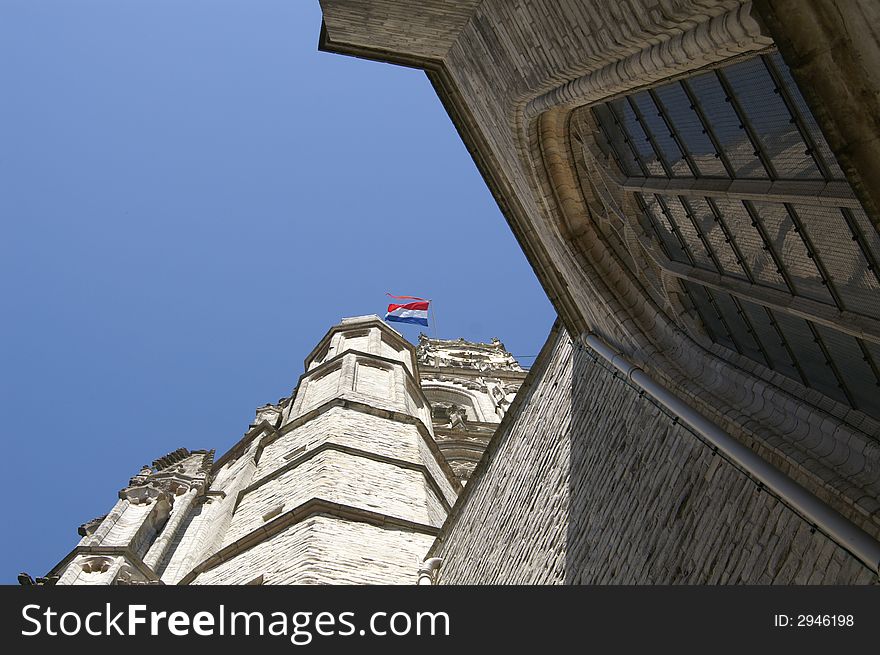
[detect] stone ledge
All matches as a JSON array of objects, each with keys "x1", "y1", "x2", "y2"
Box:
[
  {"x1": 260, "y1": 396, "x2": 462, "y2": 495},
  {"x1": 211, "y1": 421, "x2": 276, "y2": 472},
  {"x1": 234, "y1": 441, "x2": 453, "y2": 514},
  {"x1": 178, "y1": 498, "x2": 440, "y2": 585}
]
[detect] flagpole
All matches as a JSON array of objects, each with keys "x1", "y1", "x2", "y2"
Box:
[{"x1": 430, "y1": 300, "x2": 438, "y2": 339}]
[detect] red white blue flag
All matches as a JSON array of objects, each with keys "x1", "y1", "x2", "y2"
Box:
[{"x1": 385, "y1": 293, "x2": 429, "y2": 327}]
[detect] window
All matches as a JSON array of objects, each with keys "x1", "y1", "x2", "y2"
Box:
[{"x1": 587, "y1": 52, "x2": 880, "y2": 418}]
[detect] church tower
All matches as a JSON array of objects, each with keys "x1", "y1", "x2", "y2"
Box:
[
  {"x1": 416, "y1": 335, "x2": 526, "y2": 481},
  {"x1": 42, "y1": 315, "x2": 523, "y2": 585},
  {"x1": 178, "y1": 315, "x2": 460, "y2": 584}
]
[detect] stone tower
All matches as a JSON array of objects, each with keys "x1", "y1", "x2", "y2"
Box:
[
  {"x1": 41, "y1": 315, "x2": 522, "y2": 585},
  {"x1": 417, "y1": 335, "x2": 526, "y2": 481},
  {"x1": 315, "y1": 0, "x2": 880, "y2": 585}
]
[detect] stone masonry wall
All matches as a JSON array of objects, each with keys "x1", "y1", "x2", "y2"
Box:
[
  {"x1": 431, "y1": 327, "x2": 877, "y2": 584},
  {"x1": 193, "y1": 516, "x2": 434, "y2": 585},
  {"x1": 226, "y1": 450, "x2": 442, "y2": 546},
  {"x1": 319, "y1": 0, "x2": 880, "y2": 550},
  {"x1": 256, "y1": 408, "x2": 424, "y2": 480}
]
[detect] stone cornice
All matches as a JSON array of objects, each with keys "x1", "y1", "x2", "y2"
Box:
[
  {"x1": 416, "y1": 334, "x2": 524, "y2": 371},
  {"x1": 432, "y1": 438, "x2": 494, "y2": 452},
  {"x1": 419, "y1": 365, "x2": 528, "y2": 382},
  {"x1": 210, "y1": 355, "x2": 463, "y2": 496},
  {"x1": 433, "y1": 421, "x2": 498, "y2": 434},
  {"x1": 302, "y1": 315, "x2": 419, "y2": 374},
  {"x1": 318, "y1": 19, "x2": 441, "y2": 70},
  {"x1": 418, "y1": 335, "x2": 510, "y2": 350},
  {"x1": 211, "y1": 421, "x2": 276, "y2": 472},
  {"x1": 235, "y1": 441, "x2": 453, "y2": 514},
  {"x1": 261, "y1": 395, "x2": 462, "y2": 495},
  {"x1": 177, "y1": 498, "x2": 440, "y2": 585}
]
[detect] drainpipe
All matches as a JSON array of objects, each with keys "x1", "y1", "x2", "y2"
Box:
[
  {"x1": 582, "y1": 332, "x2": 880, "y2": 575},
  {"x1": 417, "y1": 557, "x2": 443, "y2": 585}
]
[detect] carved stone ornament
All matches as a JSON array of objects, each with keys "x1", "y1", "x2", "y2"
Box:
[
  {"x1": 122, "y1": 485, "x2": 173, "y2": 506},
  {"x1": 128, "y1": 465, "x2": 154, "y2": 487},
  {"x1": 114, "y1": 565, "x2": 134, "y2": 585},
  {"x1": 80, "y1": 556, "x2": 113, "y2": 574},
  {"x1": 416, "y1": 335, "x2": 524, "y2": 372},
  {"x1": 253, "y1": 403, "x2": 283, "y2": 428},
  {"x1": 77, "y1": 514, "x2": 108, "y2": 537}
]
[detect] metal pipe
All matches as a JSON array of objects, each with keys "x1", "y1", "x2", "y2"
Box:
[
  {"x1": 417, "y1": 557, "x2": 443, "y2": 585},
  {"x1": 582, "y1": 332, "x2": 880, "y2": 574}
]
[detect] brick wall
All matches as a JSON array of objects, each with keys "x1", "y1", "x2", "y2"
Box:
[{"x1": 431, "y1": 327, "x2": 876, "y2": 584}]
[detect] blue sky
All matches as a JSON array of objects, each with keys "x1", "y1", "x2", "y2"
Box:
[{"x1": 0, "y1": 1, "x2": 554, "y2": 583}]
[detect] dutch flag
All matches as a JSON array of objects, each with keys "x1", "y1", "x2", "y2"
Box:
[{"x1": 385, "y1": 293, "x2": 429, "y2": 327}]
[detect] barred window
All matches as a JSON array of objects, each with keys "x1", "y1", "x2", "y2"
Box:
[{"x1": 591, "y1": 52, "x2": 880, "y2": 419}]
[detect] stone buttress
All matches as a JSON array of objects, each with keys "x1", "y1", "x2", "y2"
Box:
[{"x1": 47, "y1": 449, "x2": 213, "y2": 585}]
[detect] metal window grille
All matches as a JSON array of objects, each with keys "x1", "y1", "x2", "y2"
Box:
[{"x1": 590, "y1": 52, "x2": 880, "y2": 420}]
